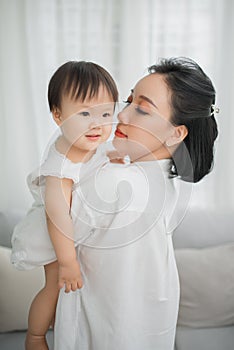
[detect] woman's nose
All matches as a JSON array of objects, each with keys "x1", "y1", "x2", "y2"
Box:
[{"x1": 117, "y1": 108, "x2": 129, "y2": 125}]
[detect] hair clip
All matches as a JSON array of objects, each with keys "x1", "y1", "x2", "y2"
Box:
[{"x1": 211, "y1": 104, "x2": 220, "y2": 115}]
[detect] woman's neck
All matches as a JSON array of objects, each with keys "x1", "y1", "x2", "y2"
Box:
[{"x1": 130, "y1": 146, "x2": 172, "y2": 163}]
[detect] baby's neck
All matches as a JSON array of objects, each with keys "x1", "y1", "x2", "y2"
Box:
[{"x1": 55, "y1": 136, "x2": 96, "y2": 163}]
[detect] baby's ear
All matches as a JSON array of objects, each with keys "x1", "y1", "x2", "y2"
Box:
[
  {"x1": 166, "y1": 124, "x2": 188, "y2": 147},
  {"x1": 52, "y1": 107, "x2": 62, "y2": 125}
]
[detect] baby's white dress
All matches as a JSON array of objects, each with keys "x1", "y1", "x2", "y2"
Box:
[
  {"x1": 54, "y1": 159, "x2": 192, "y2": 350},
  {"x1": 11, "y1": 140, "x2": 109, "y2": 270}
]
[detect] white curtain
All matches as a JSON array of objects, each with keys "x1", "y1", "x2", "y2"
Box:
[
  {"x1": 0, "y1": 0, "x2": 233, "y2": 213},
  {"x1": 214, "y1": 0, "x2": 234, "y2": 209}
]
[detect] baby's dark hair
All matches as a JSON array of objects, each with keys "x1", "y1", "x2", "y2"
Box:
[
  {"x1": 48, "y1": 61, "x2": 118, "y2": 111},
  {"x1": 149, "y1": 57, "x2": 218, "y2": 183}
]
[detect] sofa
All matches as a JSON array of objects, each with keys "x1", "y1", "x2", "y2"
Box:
[
  {"x1": 0, "y1": 208, "x2": 234, "y2": 350},
  {"x1": 173, "y1": 208, "x2": 234, "y2": 350}
]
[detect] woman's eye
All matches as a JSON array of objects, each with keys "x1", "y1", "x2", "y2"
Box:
[
  {"x1": 80, "y1": 111, "x2": 90, "y2": 117},
  {"x1": 123, "y1": 99, "x2": 132, "y2": 111},
  {"x1": 102, "y1": 112, "x2": 111, "y2": 118},
  {"x1": 123, "y1": 98, "x2": 132, "y2": 105},
  {"x1": 123, "y1": 94, "x2": 133, "y2": 105},
  {"x1": 135, "y1": 106, "x2": 149, "y2": 115}
]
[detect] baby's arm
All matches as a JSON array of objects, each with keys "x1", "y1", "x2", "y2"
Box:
[{"x1": 45, "y1": 176, "x2": 83, "y2": 293}]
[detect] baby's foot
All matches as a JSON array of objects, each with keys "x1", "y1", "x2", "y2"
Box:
[{"x1": 25, "y1": 331, "x2": 49, "y2": 350}]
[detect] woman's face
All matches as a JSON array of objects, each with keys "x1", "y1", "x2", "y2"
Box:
[{"x1": 113, "y1": 73, "x2": 177, "y2": 162}]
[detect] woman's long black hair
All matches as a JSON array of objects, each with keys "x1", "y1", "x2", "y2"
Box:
[{"x1": 149, "y1": 57, "x2": 218, "y2": 183}]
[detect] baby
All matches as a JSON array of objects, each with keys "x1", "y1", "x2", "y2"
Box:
[{"x1": 11, "y1": 61, "x2": 118, "y2": 350}]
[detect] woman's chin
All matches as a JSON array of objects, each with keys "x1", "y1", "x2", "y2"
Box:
[
  {"x1": 112, "y1": 137, "x2": 152, "y2": 162},
  {"x1": 112, "y1": 137, "x2": 128, "y2": 157}
]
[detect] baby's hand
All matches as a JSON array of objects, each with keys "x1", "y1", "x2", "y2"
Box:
[{"x1": 58, "y1": 259, "x2": 83, "y2": 293}]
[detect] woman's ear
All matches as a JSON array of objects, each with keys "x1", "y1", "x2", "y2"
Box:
[
  {"x1": 166, "y1": 125, "x2": 188, "y2": 147},
  {"x1": 52, "y1": 107, "x2": 62, "y2": 125}
]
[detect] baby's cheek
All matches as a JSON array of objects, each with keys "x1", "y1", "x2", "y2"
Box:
[
  {"x1": 62, "y1": 125, "x2": 81, "y2": 142},
  {"x1": 103, "y1": 125, "x2": 112, "y2": 140}
]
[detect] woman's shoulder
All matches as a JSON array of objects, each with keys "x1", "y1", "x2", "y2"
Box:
[{"x1": 98, "y1": 158, "x2": 171, "y2": 182}]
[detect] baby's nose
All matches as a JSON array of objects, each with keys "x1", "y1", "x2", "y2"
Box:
[{"x1": 89, "y1": 117, "x2": 102, "y2": 129}]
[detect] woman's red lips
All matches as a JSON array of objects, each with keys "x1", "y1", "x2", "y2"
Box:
[{"x1": 115, "y1": 128, "x2": 127, "y2": 138}]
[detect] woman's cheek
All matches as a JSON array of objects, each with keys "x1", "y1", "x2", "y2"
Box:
[{"x1": 142, "y1": 118, "x2": 172, "y2": 144}]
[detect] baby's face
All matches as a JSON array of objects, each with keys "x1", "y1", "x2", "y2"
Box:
[{"x1": 54, "y1": 86, "x2": 114, "y2": 152}]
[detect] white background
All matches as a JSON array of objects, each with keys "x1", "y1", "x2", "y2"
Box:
[{"x1": 0, "y1": 0, "x2": 233, "y2": 212}]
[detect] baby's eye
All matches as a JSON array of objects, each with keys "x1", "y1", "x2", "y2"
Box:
[
  {"x1": 102, "y1": 112, "x2": 111, "y2": 118},
  {"x1": 80, "y1": 111, "x2": 90, "y2": 117}
]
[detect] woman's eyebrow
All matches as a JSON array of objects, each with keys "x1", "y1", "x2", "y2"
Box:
[
  {"x1": 131, "y1": 89, "x2": 158, "y2": 109},
  {"x1": 139, "y1": 95, "x2": 158, "y2": 109}
]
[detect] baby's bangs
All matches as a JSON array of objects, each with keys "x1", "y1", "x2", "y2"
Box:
[{"x1": 64, "y1": 71, "x2": 102, "y2": 102}]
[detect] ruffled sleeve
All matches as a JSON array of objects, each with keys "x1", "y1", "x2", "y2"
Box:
[
  {"x1": 38, "y1": 142, "x2": 82, "y2": 183},
  {"x1": 27, "y1": 142, "x2": 82, "y2": 204}
]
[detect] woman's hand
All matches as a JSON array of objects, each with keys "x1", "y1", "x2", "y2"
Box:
[
  {"x1": 58, "y1": 259, "x2": 83, "y2": 293},
  {"x1": 107, "y1": 150, "x2": 125, "y2": 164}
]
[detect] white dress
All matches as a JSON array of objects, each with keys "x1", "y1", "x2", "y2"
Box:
[
  {"x1": 54, "y1": 159, "x2": 192, "y2": 350},
  {"x1": 11, "y1": 140, "x2": 109, "y2": 270}
]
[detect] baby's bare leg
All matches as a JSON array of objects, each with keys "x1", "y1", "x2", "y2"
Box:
[{"x1": 25, "y1": 261, "x2": 59, "y2": 350}]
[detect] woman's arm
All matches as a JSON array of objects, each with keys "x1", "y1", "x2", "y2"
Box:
[{"x1": 45, "y1": 176, "x2": 83, "y2": 292}]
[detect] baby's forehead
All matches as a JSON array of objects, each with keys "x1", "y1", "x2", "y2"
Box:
[
  {"x1": 61, "y1": 93, "x2": 115, "y2": 111},
  {"x1": 63, "y1": 84, "x2": 116, "y2": 104}
]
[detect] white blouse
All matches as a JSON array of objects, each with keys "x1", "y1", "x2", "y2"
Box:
[{"x1": 54, "y1": 159, "x2": 192, "y2": 350}]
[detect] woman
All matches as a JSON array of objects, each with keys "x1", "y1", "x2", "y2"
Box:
[{"x1": 54, "y1": 57, "x2": 218, "y2": 350}]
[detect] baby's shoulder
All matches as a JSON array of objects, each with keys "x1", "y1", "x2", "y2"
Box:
[{"x1": 28, "y1": 139, "x2": 82, "y2": 187}]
